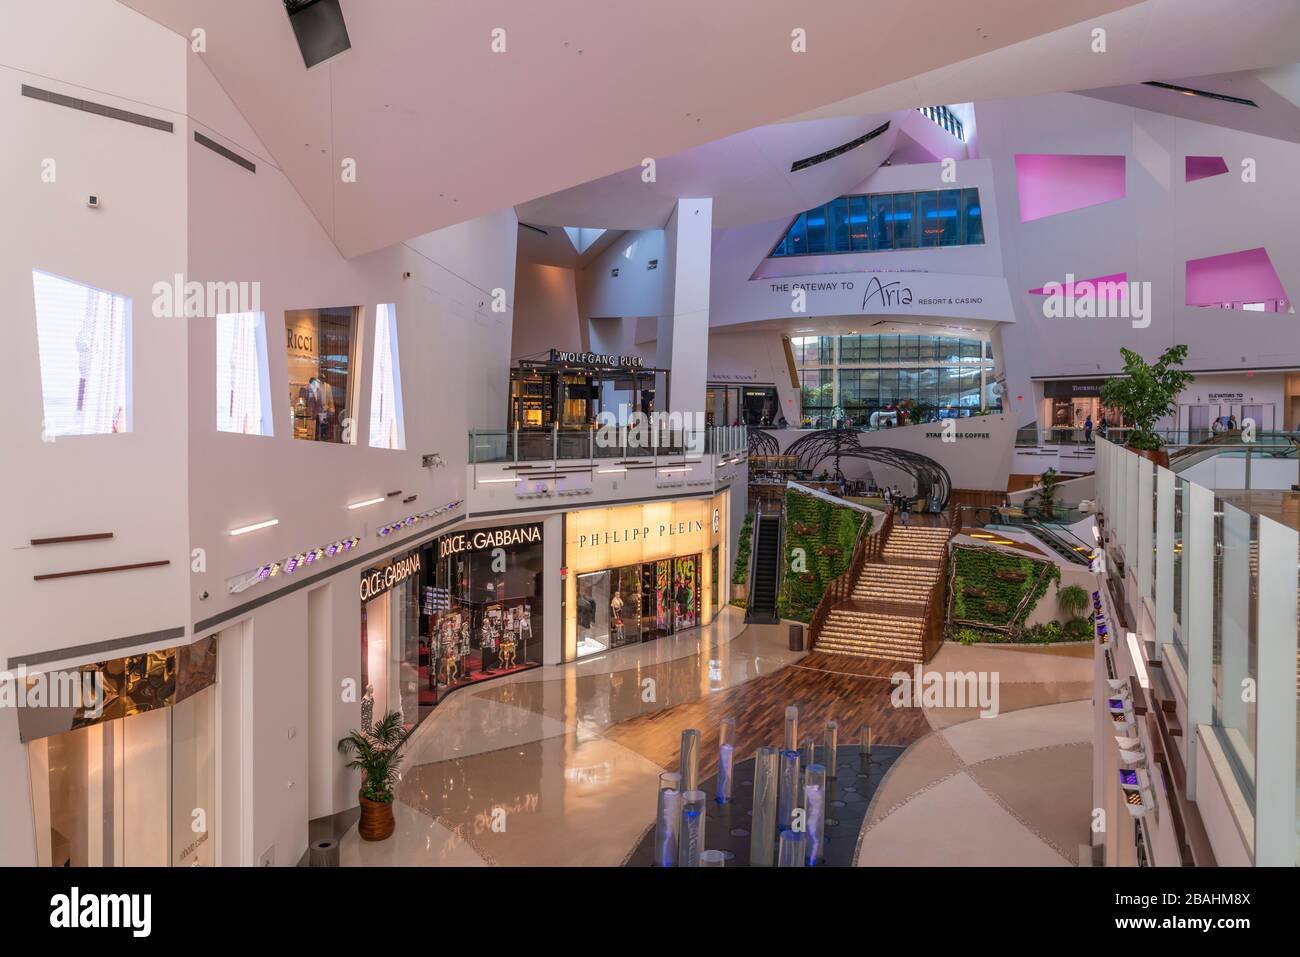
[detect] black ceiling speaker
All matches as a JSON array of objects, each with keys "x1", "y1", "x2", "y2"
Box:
[{"x1": 284, "y1": 0, "x2": 351, "y2": 69}]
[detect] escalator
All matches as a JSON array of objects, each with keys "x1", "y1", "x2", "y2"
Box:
[
  {"x1": 747, "y1": 512, "x2": 782, "y2": 624},
  {"x1": 959, "y1": 505, "x2": 1096, "y2": 566}
]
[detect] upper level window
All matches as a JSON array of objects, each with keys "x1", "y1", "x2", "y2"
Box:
[
  {"x1": 769, "y1": 187, "x2": 985, "y2": 258},
  {"x1": 216, "y1": 312, "x2": 273, "y2": 436},
  {"x1": 368, "y1": 303, "x2": 406, "y2": 450},
  {"x1": 32, "y1": 269, "x2": 132, "y2": 437},
  {"x1": 286, "y1": 306, "x2": 358, "y2": 443}
]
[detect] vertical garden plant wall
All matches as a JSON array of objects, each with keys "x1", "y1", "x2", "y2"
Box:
[{"x1": 777, "y1": 487, "x2": 870, "y2": 621}]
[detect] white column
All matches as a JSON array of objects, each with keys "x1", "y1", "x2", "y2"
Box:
[
  {"x1": 1183, "y1": 482, "x2": 1215, "y2": 797},
  {"x1": 656, "y1": 199, "x2": 712, "y2": 434},
  {"x1": 1154, "y1": 467, "x2": 1173, "y2": 655},
  {"x1": 1253, "y1": 515, "x2": 1299, "y2": 865},
  {"x1": 542, "y1": 512, "x2": 565, "y2": 665},
  {"x1": 1137, "y1": 458, "x2": 1153, "y2": 605}
]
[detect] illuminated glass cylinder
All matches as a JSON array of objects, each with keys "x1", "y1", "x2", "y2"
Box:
[
  {"x1": 804, "y1": 763, "x2": 827, "y2": 865},
  {"x1": 824, "y1": 720, "x2": 839, "y2": 778},
  {"x1": 783, "y1": 706, "x2": 799, "y2": 752},
  {"x1": 679, "y1": 728, "x2": 701, "y2": 792},
  {"x1": 716, "y1": 742, "x2": 734, "y2": 804},
  {"x1": 777, "y1": 749, "x2": 801, "y2": 830},
  {"x1": 719, "y1": 715, "x2": 736, "y2": 751},
  {"x1": 750, "y1": 746, "x2": 779, "y2": 867},
  {"x1": 679, "y1": 789, "x2": 706, "y2": 867},
  {"x1": 655, "y1": 771, "x2": 682, "y2": 867},
  {"x1": 777, "y1": 828, "x2": 807, "y2": 867}
]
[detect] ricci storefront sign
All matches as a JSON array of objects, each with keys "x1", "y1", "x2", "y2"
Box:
[
  {"x1": 360, "y1": 552, "x2": 421, "y2": 602},
  {"x1": 549, "y1": 349, "x2": 645, "y2": 369},
  {"x1": 578, "y1": 519, "x2": 704, "y2": 549},
  {"x1": 438, "y1": 524, "x2": 543, "y2": 560}
]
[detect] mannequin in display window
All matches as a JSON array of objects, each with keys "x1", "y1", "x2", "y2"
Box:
[
  {"x1": 480, "y1": 617, "x2": 496, "y2": 674},
  {"x1": 611, "y1": 592, "x2": 625, "y2": 644},
  {"x1": 499, "y1": 608, "x2": 518, "y2": 670},
  {"x1": 360, "y1": 683, "x2": 375, "y2": 731}
]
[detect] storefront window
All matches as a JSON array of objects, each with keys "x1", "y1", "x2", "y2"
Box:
[
  {"x1": 565, "y1": 497, "x2": 727, "y2": 658},
  {"x1": 361, "y1": 550, "x2": 422, "y2": 730},
  {"x1": 424, "y1": 524, "x2": 544, "y2": 699},
  {"x1": 24, "y1": 640, "x2": 218, "y2": 867},
  {"x1": 577, "y1": 570, "x2": 613, "y2": 657},
  {"x1": 285, "y1": 306, "x2": 358, "y2": 443}
]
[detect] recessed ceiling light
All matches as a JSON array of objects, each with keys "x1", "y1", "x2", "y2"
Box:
[{"x1": 347, "y1": 496, "x2": 384, "y2": 510}]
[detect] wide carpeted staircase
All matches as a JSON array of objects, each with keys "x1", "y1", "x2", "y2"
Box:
[{"x1": 813, "y1": 522, "x2": 954, "y2": 664}]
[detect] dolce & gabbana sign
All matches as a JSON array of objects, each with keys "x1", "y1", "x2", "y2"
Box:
[
  {"x1": 360, "y1": 551, "x2": 421, "y2": 602},
  {"x1": 578, "y1": 519, "x2": 704, "y2": 549},
  {"x1": 438, "y1": 523, "x2": 543, "y2": 560}
]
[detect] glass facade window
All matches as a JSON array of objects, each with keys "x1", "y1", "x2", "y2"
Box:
[
  {"x1": 769, "y1": 187, "x2": 987, "y2": 258},
  {"x1": 286, "y1": 306, "x2": 359, "y2": 443},
  {"x1": 32, "y1": 269, "x2": 132, "y2": 437},
  {"x1": 892, "y1": 192, "x2": 916, "y2": 248},
  {"x1": 792, "y1": 334, "x2": 995, "y2": 424}
]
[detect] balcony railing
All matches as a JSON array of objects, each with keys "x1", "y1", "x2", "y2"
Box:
[{"x1": 468, "y1": 426, "x2": 748, "y2": 465}]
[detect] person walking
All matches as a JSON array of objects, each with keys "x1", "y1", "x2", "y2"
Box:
[
  {"x1": 1084, "y1": 415, "x2": 1093, "y2": 443},
  {"x1": 900, "y1": 495, "x2": 912, "y2": 526}
]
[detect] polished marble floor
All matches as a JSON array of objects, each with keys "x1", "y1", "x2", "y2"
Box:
[{"x1": 339, "y1": 607, "x2": 1095, "y2": 866}]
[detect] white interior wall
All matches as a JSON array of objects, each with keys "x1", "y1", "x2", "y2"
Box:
[
  {"x1": 979, "y1": 92, "x2": 1300, "y2": 424},
  {"x1": 0, "y1": 0, "x2": 191, "y2": 664},
  {"x1": 512, "y1": 261, "x2": 581, "y2": 361}
]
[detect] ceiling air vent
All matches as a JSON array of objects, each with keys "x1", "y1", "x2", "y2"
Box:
[
  {"x1": 284, "y1": 0, "x2": 351, "y2": 69},
  {"x1": 790, "y1": 121, "x2": 890, "y2": 173},
  {"x1": 1142, "y1": 81, "x2": 1258, "y2": 108}
]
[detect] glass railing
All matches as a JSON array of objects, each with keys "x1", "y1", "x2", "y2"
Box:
[{"x1": 467, "y1": 426, "x2": 748, "y2": 465}]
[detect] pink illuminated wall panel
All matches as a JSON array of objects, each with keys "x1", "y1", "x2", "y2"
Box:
[
  {"x1": 1185, "y1": 156, "x2": 1229, "y2": 182},
  {"x1": 1029, "y1": 272, "x2": 1129, "y2": 297},
  {"x1": 1014, "y1": 153, "x2": 1126, "y2": 222},
  {"x1": 1185, "y1": 247, "x2": 1290, "y2": 311}
]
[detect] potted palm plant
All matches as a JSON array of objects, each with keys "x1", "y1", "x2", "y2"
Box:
[
  {"x1": 338, "y1": 711, "x2": 408, "y2": 841},
  {"x1": 1099, "y1": 345, "x2": 1194, "y2": 468}
]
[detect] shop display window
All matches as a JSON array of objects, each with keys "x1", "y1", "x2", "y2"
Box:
[
  {"x1": 26, "y1": 682, "x2": 217, "y2": 867},
  {"x1": 417, "y1": 528, "x2": 545, "y2": 703},
  {"x1": 285, "y1": 306, "x2": 358, "y2": 443},
  {"x1": 576, "y1": 571, "x2": 612, "y2": 657}
]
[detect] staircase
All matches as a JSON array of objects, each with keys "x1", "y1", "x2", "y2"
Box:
[
  {"x1": 881, "y1": 526, "x2": 951, "y2": 565},
  {"x1": 810, "y1": 516, "x2": 955, "y2": 664},
  {"x1": 747, "y1": 512, "x2": 781, "y2": 624},
  {"x1": 853, "y1": 562, "x2": 940, "y2": 605}
]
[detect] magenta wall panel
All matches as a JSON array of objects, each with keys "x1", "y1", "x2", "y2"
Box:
[
  {"x1": 1185, "y1": 247, "x2": 1288, "y2": 308},
  {"x1": 1014, "y1": 153, "x2": 1126, "y2": 222},
  {"x1": 1028, "y1": 272, "x2": 1129, "y2": 296},
  {"x1": 1184, "y1": 155, "x2": 1229, "y2": 182}
]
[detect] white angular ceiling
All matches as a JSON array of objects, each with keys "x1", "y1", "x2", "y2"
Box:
[{"x1": 116, "y1": 0, "x2": 1139, "y2": 257}]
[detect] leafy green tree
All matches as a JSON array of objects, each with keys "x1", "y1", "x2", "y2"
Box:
[{"x1": 1100, "y1": 345, "x2": 1194, "y2": 451}]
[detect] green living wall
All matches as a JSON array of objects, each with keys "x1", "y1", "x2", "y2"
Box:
[
  {"x1": 777, "y1": 489, "x2": 870, "y2": 622},
  {"x1": 947, "y1": 545, "x2": 1069, "y2": 644}
]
